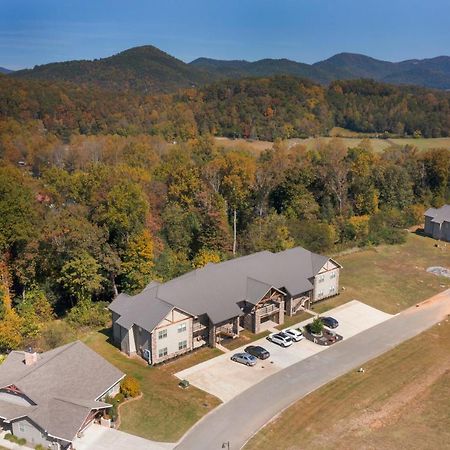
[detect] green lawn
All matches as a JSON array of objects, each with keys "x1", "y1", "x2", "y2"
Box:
[
  {"x1": 222, "y1": 329, "x2": 270, "y2": 351},
  {"x1": 276, "y1": 311, "x2": 312, "y2": 330},
  {"x1": 245, "y1": 320, "x2": 450, "y2": 450},
  {"x1": 83, "y1": 233, "x2": 449, "y2": 442},
  {"x1": 83, "y1": 330, "x2": 222, "y2": 442},
  {"x1": 313, "y1": 233, "x2": 450, "y2": 315}
]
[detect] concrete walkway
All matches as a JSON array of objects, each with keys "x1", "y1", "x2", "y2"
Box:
[
  {"x1": 73, "y1": 424, "x2": 175, "y2": 450},
  {"x1": 176, "y1": 290, "x2": 450, "y2": 450}
]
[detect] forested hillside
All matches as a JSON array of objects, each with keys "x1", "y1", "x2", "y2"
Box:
[
  {"x1": 12, "y1": 46, "x2": 211, "y2": 93},
  {"x1": 11, "y1": 45, "x2": 450, "y2": 91},
  {"x1": 1, "y1": 75, "x2": 449, "y2": 141},
  {"x1": 1, "y1": 67, "x2": 449, "y2": 354}
]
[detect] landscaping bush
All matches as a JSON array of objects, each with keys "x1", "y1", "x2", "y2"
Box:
[
  {"x1": 309, "y1": 317, "x2": 324, "y2": 335},
  {"x1": 35, "y1": 445, "x2": 46, "y2": 450},
  {"x1": 114, "y1": 392, "x2": 125, "y2": 403},
  {"x1": 120, "y1": 375, "x2": 141, "y2": 398},
  {"x1": 4, "y1": 433, "x2": 26, "y2": 445}
]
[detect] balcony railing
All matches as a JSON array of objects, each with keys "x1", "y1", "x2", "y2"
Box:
[
  {"x1": 256, "y1": 303, "x2": 279, "y2": 317},
  {"x1": 193, "y1": 322, "x2": 207, "y2": 333}
]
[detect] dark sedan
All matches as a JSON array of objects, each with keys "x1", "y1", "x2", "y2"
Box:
[
  {"x1": 244, "y1": 345, "x2": 270, "y2": 360},
  {"x1": 321, "y1": 316, "x2": 339, "y2": 328}
]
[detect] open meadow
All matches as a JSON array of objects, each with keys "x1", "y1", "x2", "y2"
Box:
[{"x1": 245, "y1": 319, "x2": 450, "y2": 450}]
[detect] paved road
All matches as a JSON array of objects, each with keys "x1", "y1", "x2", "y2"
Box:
[{"x1": 176, "y1": 290, "x2": 450, "y2": 450}]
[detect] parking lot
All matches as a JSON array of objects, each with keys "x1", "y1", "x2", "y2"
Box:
[{"x1": 175, "y1": 300, "x2": 393, "y2": 402}]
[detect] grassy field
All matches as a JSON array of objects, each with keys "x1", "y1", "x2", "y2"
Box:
[
  {"x1": 83, "y1": 330, "x2": 222, "y2": 442},
  {"x1": 245, "y1": 319, "x2": 450, "y2": 450},
  {"x1": 312, "y1": 233, "x2": 450, "y2": 315},
  {"x1": 213, "y1": 135, "x2": 450, "y2": 155}
]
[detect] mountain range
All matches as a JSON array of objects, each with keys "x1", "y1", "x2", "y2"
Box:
[
  {"x1": 8, "y1": 45, "x2": 450, "y2": 93},
  {"x1": 0, "y1": 67, "x2": 13, "y2": 74}
]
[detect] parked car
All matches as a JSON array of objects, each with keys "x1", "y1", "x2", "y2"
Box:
[
  {"x1": 267, "y1": 332, "x2": 293, "y2": 347},
  {"x1": 284, "y1": 328, "x2": 303, "y2": 342},
  {"x1": 244, "y1": 345, "x2": 270, "y2": 359},
  {"x1": 321, "y1": 316, "x2": 339, "y2": 328},
  {"x1": 231, "y1": 352, "x2": 257, "y2": 366}
]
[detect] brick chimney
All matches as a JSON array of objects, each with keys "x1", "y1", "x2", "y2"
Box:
[{"x1": 24, "y1": 348, "x2": 38, "y2": 366}]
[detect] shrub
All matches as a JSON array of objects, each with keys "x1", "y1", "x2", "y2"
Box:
[
  {"x1": 120, "y1": 375, "x2": 141, "y2": 398},
  {"x1": 309, "y1": 317, "x2": 324, "y2": 335},
  {"x1": 17, "y1": 437, "x2": 27, "y2": 445},
  {"x1": 66, "y1": 298, "x2": 109, "y2": 329},
  {"x1": 4, "y1": 433, "x2": 14, "y2": 442},
  {"x1": 114, "y1": 392, "x2": 125, "y2": 404},
  {"x1": 36, "y1": 445, "x2": 46, "y2": 450}
]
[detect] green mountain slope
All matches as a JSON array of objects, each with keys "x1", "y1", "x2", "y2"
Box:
[{"x1": 12, "y1": 45, "x2": 212, "y2": 93}]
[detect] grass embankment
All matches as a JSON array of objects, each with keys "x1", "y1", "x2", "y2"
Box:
[
  {"x1": 246, "y1": 319, "x2": 450, "y2": 450},
  {"x1": 83, "y1": 330, "x2": 222, "y2": 442},
  {"x1": 313, "y1": 233, "x2": 450, "y2": 315},
  {"x1": 222, "y1": 329, "x2": 271, "y2": 351}
]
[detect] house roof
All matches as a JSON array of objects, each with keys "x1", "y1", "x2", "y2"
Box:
[
  {"x1": 0, "y1": 341, "x2": 124, "y2": 442},
  {"x1": 425, "y1": 205, "x2": 450, "y2": 224},
  {"x1": 110, "y1": 246, "x2": 339, "y2": 329}
]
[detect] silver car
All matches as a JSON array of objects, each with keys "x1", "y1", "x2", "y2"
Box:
[{"x1": 231, "y1": 352, "x2": 257, "y2": 366}]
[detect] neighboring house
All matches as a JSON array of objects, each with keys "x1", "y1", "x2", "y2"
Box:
[
  {"x1": 424, "y1": 205, "x2": 450, "y2": 242},
  {"x1": 0, "y1": 341, "x2": 124, "y2": 449},
  {"x1": 110, "y1": 246, "x2": 341, "y2": 365}
]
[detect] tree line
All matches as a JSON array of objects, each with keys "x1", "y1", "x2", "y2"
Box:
[
  {"x1": 0, "y1": 72, "x2": 449, "y2": 353},
  {"x1": 1, "y1": 75, "x2": 449, "y2": 141},
  {"x1": 0, "y1": 129, "x2": 449, "y2": 352}
]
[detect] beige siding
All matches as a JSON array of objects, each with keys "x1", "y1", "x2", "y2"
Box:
[
  {"x1": 313, "y1": 260, "x2": 340, "y2": 302},
  {"x1": 152, "y1": 309, "x2": 193, "y2": 363}
]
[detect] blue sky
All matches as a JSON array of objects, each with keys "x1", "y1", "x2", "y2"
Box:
[{"x1": 1, "y1": 0, "x2": 450, "y2": 70}]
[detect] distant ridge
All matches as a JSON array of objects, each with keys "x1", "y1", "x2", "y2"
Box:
[
  {"x1": 191, "y1": 52, "x2": 450, "y2": 90},
  {"x1": 10, "y1": 45, "x2": 450, "y2": 92},
  {"x1": 0, "y1": 67, "x2": 13, "y2": 74},
  {"x1": 12, "y1": 45, "x2": 211, "y2": 93}
]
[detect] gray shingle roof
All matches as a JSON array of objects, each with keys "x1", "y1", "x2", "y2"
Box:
[
  {"x1": 0, "y1": 341, "x2": 124, "y2": 442},
  {"x1": 110, "y1": 246, "x2": 338, "y2": 329},
  {"x1": 425, "y1": 205, "x2": 450, "y2": 224}
]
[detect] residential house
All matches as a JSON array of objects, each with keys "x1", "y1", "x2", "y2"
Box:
[
  {"x1": 424, "y1": 205, "x2": 450, "y2": 242},
  {"x1": 109, "y1": 246, "x2": 341, "y2": 365},
  {"x1": 0, "y1": 341, "x2": 124, "y2": 449}
]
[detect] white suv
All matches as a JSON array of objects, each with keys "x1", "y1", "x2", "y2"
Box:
[
  {"x1": 284, "y1": 328, "x2": 303, "y2": 342},
  {"x1": 267, "y1": 332, "x2": 293, "y2": 347}
]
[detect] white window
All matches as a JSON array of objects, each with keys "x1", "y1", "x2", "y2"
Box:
[
  {"x1": 330, "y1": 272, "x2": 336, "y2": 279},
  {"x1": 158, "y1": 347, "x2": 168, "y2": 358},
  {"x1": 318, "y1": 291, "x2": 324, "y2": 298},
  {"x1": 178, "y1": 323, "x2": 187, "y2": 333},
  {"x1": 318, "y1": 275, "x2": 325, "y2": 283},
  {"x1": 329, "y1": 286, "x2": 336, "y2": 293},
  {"x1": 18, "y1": 422, "x2": 25, "y2": 432},
  {"x1": 158, "y1": 329, "x2": 167, "y2": 340},
  {"x1": 178, "y1": 340, "x2": 187, "y2": 351}
]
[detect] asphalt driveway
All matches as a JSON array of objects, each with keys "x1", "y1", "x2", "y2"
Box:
[{"x1": 175, "y1": 300, "x2": 392, "y2": 402}]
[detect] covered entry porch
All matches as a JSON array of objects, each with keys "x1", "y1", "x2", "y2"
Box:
[{"x1": 243, "y1": 287, "x2": 285, "y2": 334}]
